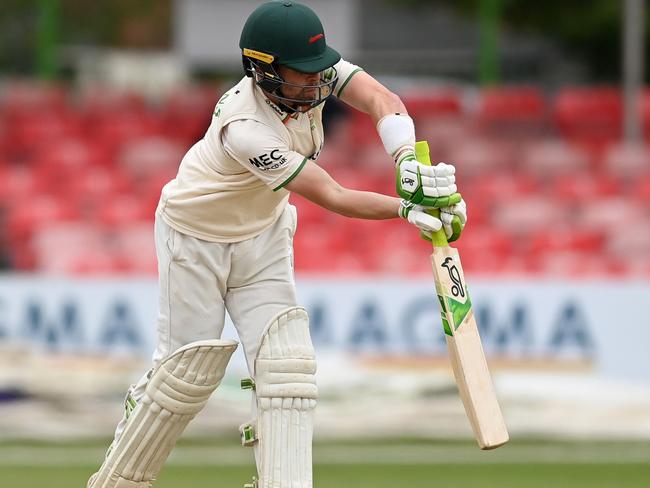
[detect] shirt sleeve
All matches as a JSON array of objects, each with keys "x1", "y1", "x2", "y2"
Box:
[
  {"x1": 222, "y1": 119, "x2": 308, "y2": 192},
  {"x1": 326, "y1": 59, "x2": 364, "y2": 98}
]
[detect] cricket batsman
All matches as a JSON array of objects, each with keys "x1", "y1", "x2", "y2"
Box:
[{"x1": 88, "y1": 1, "x2": 467, "y2": 487}]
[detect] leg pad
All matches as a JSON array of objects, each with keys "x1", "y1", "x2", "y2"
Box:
[{"x1": 88, "y1": 339, "x2": 238, "y2": 488}]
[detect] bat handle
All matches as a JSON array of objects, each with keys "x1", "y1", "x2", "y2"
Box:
[{"x1": 414, "y1": 141, "x2": 449, "y2": 248}]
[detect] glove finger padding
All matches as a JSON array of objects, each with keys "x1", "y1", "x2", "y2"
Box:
[
  {"x1": 409, "y1": 209, "x2": 442, "y2": 233},
  {"x1": 399, "y1": 200, "x2": 442, "y2": 235},
  {"x1": 440, "y1": 198, "x2": 467, "y2": 242},
  {"x1": 397, "y1": 160, "x2": 458, "y2": 208}
]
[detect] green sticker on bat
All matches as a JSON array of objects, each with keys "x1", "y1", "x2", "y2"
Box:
[{"x1": 446, "y1": 288, "x2": 472, "y2": 332}]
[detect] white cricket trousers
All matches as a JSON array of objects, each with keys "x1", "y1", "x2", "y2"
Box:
[{"x1": 113, "y1": 204, "x2": 299, "y2": 441}]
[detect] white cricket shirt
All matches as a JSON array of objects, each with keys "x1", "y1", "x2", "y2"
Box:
[{"x1": 157, "y1": 59, "x2": 362, "y2": 242}]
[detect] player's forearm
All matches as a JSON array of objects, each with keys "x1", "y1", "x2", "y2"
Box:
[
  {"x1": 340, "y1": 71, "x2": 408, "y2": 125},
  {"x1": 366, "y1": 89, "x2": 408, "y2": 125},
  {"x1": 322, "y1": 186, "x2": 400, "y2": 220}
]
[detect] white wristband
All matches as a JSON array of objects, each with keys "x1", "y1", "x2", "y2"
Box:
[{"x1": 377, "y1": 113, "x2": 415, "y2": 159}]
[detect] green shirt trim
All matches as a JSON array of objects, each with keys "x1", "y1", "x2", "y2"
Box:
[
  {"x1": 336, "y1": 68, "x2": 364, "y2": 98},
  {"x1": 273, "y1": 157, "x2": 308, "y2": 191}
]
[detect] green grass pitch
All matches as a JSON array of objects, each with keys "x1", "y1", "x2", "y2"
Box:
[{"x1": 1, "y1": 439, "x2": 649, "y2": 488}]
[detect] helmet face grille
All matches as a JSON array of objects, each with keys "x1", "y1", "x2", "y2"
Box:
[{"x1": 244, "y1": 56, "x2": 339, "y2": 113}]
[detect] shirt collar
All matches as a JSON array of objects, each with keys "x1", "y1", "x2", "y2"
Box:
[{"x1": 253, "y1": 83, "x2": 302, "y2": 124}]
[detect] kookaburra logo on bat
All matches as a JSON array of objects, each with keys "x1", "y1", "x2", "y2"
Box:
[{"x1": 441, "y1": 257, "x2": 465, "y2": 298}]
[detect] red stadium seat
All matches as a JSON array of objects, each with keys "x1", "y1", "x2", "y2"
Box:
[
  {"x1": 454, "y1": 226, "x2": 514, "y2": 260},
  {"x1": 96, "y1": 195, "x2": 152, "y2": 226},
  {"x1": 38, "y1": 137, "x2": 111, "y2": 169},
  {"x1": 521, "y1": 139, "x2": 590, "y2": 176},
  {"x1": 119, "y1": 137, "x2": 184, "y2": 179},
  {"x1": 76, "y1": 87, "x2": 147, "y2": 118},
  {"x1": 551, "y1": 172, "x2": 620, "y2": 203},
  {"x1": 0, "y1": 116, "x2": 7, "y2": 157},
  {"x1": 113, "y1": 223, "x2": 157, "y2": 274},
  {"x1": 92, "y1": 113, "x2": 163, "y2": 154},
  {"x1": 470, "y1": 171, "x2": 540, "y2": 202},
  {"x1": 8, "y1": 111, "x2": 84, "y2": 158},
  {"x1": 528, "y1": 227, "x2": 604, "y2": 256},
  {"x1": 346, "y1": 108, "x2": 379, "y2": 147},
  {"x1": 476, "y1": 86, "x2": 548, "y2": 139},
  {"x1": 606, "y1": 219, "x2": 650, "y2": 260},
  {"x1": 580, "y1": 197, "x2": 647, "y2": 232},
  {"x1": 478, "y1": 86, "x2": 546, "y2": 123},
  {"x1": 538, "y1": 252, "x2": 624, "y2": 277},
  {"x1": 354, "y1": 144, "x2": 394, "y2": 169},
  {"x1": 78, "y1": 89, "x2": 162, "y2": 156},
  {"x1": 6, "y1": 196, "x2": 79, "y2": 270},
  {"x1": 416, "y1": 118, "x2": 472, "y2": 161},
  {"x1": 350, "y1": 219, "x2": 433, "y2": 275},
  {"x1": 640, "y1": 88, "x2": 650, "y2": 141},
  {"x1": 603, "y1": 142, "x2": 650, "y2": 179},
  {"x1": 461, "y1": 252, "x2": 543, "y2": 276},
  {"x1": 162, "y1": 84, "x2": 220, "y2": 145},
  {"x1": 134, "y1": 169, "x2": 177, "y2": 212},
  {"x1": 370, "y1": 246, "x2": 431, "y2": 275},
  {"x1": 632, "y1": 174, "x2": 650, "y2": 204},
  {"x1": 31, "y1": 223, "x2": 105, "y2": 273},
  {"x1": 68, "y1": 167, "x2": 133, "y2": 206},
  {"x1": 553, "y1": 87, "x2": 622, "y2": 156},
  {"x1": 620, "y1": 254, "x2": 650, "y2": 277},
  {"x1": 447, "y1": 138, "x2": 517, "y2": 178},
  {"x1": 7, "y1": 196, "x2": 78, "y2": 244},
  {"x1": 1, "y1": 81, "x2": 67, "y2": 116},
  {"x1": 0, "y1": 166, "x2": 38, "y2": 203},
  {"x1": 165, "y1": 84, "x2": 221, "y2": 113},
  {"x1": 402, "y1": 89, "x2": 462, "y2": 121},
  {"x1": 68, "y1": 250, "x2": 128, "y2": 275},
  {"x1": 314, "y1": 142, "x2": 350, "y2": 169},
  {"x1": 493, "y1": 197, "x2": 565, "y2": 235}
]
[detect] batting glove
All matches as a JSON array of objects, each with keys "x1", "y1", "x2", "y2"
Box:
[
  {"x1": 399, "y1": 199, "x2": 443, "y2": 240},
  {"x1": 440, "y1": 197, "x2": 467, "y2": 243},
  {"x1": 396, "y1": 158, "x2": 459, "y2": 208}
]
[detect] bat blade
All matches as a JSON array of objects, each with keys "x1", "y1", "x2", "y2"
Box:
[{"x1": 432, "y1": 246, "x2": 509, "y2": 450}]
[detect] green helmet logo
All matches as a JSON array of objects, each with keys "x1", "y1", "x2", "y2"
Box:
[{"x1": 239, "y1": 1, "x2": 341, "y2": 112}]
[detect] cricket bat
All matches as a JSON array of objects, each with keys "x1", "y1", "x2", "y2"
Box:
[{"x1": 415, "y1": 140, "x2": 509, "y2": 450}]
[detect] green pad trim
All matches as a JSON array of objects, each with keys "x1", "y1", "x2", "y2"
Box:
[{"x1": 241, "y1": 378, "x2": 256, "y2": 390}]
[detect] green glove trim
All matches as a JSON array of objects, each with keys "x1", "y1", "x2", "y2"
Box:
[
  {"x1": 446, "y1": 215, "x2": 463, "y2": 243},
  {"x1": 420, "y1": 192, "x2": 462, "y2": 209}
]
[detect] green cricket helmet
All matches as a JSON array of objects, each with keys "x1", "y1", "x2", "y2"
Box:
[{"x1": 239, "y1": 1, "x2": 341, "y2": 112}]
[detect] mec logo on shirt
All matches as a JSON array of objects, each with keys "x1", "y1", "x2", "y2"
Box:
[{"x1": 249, "y1": 149, "x2": 288, "y2": 170}]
